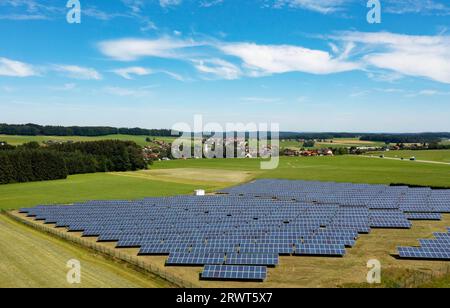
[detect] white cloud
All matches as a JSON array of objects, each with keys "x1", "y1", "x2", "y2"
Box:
[
  {"x1": 218, "y1": 42, "x2": 360, "y2": 75},
  {"x1": 334, "y1": 31, "x2": 450, "y2": 84},
  {"x1": 54, "y1": 65, "x2": 102, "y2": 80},
  {"x1": 103, "y1": 86, "x2": 151, "y2": 98},
  {"x1": 112, "y1": 67, "x2": 153, "y2": 79},
  {"x1": 384, "y1": 0, "x2": 450, "y2": 15},
  {"x1": 98, "y1": 32, "x2": 450, "y2": 84},
  {"x1": 193, "y1": 58, "x2": 242, "y2": 80},
  {"x1": 140, "y1": 21, "x2": 158, "y2": 32},
  {"x1": 98, "y1": 37, "x2": 199, "y2": 61},
  {"x1": 273, "y1": 0, "x2": 450, "y2": 15},
  {"x1": 200, "y1": 0, "x2": 224, "y2": 8},
  {"x1": 274, "y1": 0, "x2": 351, "y2": 14},
  {"x1": 121, "y1": 0, "x2": 144, "y2": 13},
  {"x1": 0, "y1": 57, "x2": 37, "y2": 77},
  {"x1": 159, "y1": 0, "x2": 182, "y2": 8}
]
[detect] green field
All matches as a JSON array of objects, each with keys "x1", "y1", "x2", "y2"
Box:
[
  {"x1": 368, "y1": 150, "x2": 450, "y2": 163},
  {"x1": 153, "y1": 156, "x2": 450, "y2": 187},
  {"x1": 2, "y1": 156, "x2": 450, "y2": 211},
  {"x1": 0, "y1": 214, "x2": 171, "y2": 288},
  {"x1": 2, "y1": 155, "x2": 450, "y2": 288},
  {"x1": 0, "y1": 172, "x2": 219, "y2": 210},
  {"x1": 0, "y1": 134, "x2": 176, "y2": 147},
  {"x1": 2, "y1": 156, "x2": 450, "y2": 210}
]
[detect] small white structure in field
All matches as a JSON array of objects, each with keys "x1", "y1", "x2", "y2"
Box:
[{"x1": 195, "y1": 189, "x2": 206, "y2": 196}]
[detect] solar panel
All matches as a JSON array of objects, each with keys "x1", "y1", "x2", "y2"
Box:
[
  {"x1": 406, "y1": 213, "x2": 442, "y2": 221},
  {"x1": 295, "y1": 244, "x2": 346, "y2": 257},
  {"x1": 201, "y1": 265, "x2": 267, "y2": 281},
  {"x1": 398, "y1": 247, "x2": 450, "y2": 260},
  {"x1": 226, "y1": 253, "x2": 279, "y2": 266},
  {"x1": 166, "y1": 253, "x2": 225, "y2": 266}
]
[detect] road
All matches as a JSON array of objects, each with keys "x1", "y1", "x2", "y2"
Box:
[{"x1": 360, "y1": 155, "x2": 450, "y2": 166}]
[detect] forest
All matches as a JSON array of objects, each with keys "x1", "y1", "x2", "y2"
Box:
[{"x1": 0, "y1": 140, "x2": 146, "y2": 184}]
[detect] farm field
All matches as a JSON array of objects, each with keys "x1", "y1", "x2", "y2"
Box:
[
  {"x1": 367, "y1": 150, "x2": 450, "y2": 164},
  {"x1": 153, "y1": 156, "x2": 450, "y2": 188},
  {"x1": 2, "y1": 156, "x2": 450, "y2": 288},
  {"x1": 0, "y1": 134, "x2": 176, "y2": 147},
  {"x1": 1, "y1": 156, "x2": 450, "y2": 211},
  {"x1": 0, "y1": 214, "x2": 171, "y2": 288}
]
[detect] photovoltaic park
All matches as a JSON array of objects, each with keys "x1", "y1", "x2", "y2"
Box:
[{"x1": 19, "y1": 180, "x2": 450, "y2": 282}]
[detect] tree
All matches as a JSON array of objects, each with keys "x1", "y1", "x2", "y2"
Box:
[{"x1": 303, "y1": 140, "x2": 316, "y2": 148}]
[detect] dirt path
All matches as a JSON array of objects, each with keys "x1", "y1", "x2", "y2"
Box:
[
  {"x1": 360, "y1": 155, "x2": 450, "y2": 166},
  {"x1": 0, "y1": 214, "x2": 170, "y2": 288}
]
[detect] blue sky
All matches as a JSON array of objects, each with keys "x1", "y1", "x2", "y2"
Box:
[{"x1": 0, "y1": 0, "x2": 449, "y2": 132}]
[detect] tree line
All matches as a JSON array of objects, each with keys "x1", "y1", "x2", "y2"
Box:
[
  {"x1": 0, "y1": 123, "x2": 178, "y2": 137},
  {"x1": 0, "y1": 140, "x2": 147, "y2": 185}
]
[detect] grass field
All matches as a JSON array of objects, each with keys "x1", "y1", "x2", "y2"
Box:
[
  {"x1": 0, "y1": 172, "x2": 220, "y2": 210},
  {"x1": 0, "y1": 214, "x2": 171, "y2": 288},
  {"x1": 0, "y1": 134, "x2": 177, "y2": 147},
  {"x1": 2, "y1": 156, "x2": 450, "y2": 210},
  {"x1": 2, "y1": 155, "x2": 450, "y2": 288},
  {"x1": 367, "y1": 150, "x2": 450, "y2": 163},
  {"x1": 153, "y1": 156, "x2": 450, "y2": 188}
]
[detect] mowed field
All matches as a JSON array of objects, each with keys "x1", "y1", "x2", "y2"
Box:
[
  {"x1": 2, "y1": 155, "x2": 450, "y2": 288},
  {"x1": 0, "y1": 214, "x2": 172, "y2": 288},
  {"x1": 0, "y1": 134, "x2": 176, "y2": 147},
  {"x1": 152, "y1": 156, "x2": 450, "y2": 188},
  {"x1": 2, "y1": 156, "x2": 450, "y2": 210},
  {"x1": 0, "y1": 173, "x2": 220, "y2": 210},
  {"x1": 367, "y1": 150, "x2": 450, "y2": 164}
]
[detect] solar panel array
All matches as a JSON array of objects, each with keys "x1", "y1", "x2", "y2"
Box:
[
  {"x1": 19, "y1": 179, "x2": 450, "y2": 281},
  {"x1": 398, "y1": 229, "x2": 450, "y2": 260}
]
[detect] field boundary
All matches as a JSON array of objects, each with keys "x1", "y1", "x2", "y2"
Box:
[{"x1": 2, "y1": 210, "x2": 199, "y2": 288}]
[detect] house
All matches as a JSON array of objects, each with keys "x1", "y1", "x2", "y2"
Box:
[{"x1": 323, "y1": 149, "x2": 334, "y2": 156}]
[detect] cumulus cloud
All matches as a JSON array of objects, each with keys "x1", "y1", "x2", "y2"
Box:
[{"x1": 0, "y1": 57, "x2": 37, "y2": 77}]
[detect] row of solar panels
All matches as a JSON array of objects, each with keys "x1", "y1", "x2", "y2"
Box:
[
  {"x1": 19, "y1": 179, "x2": 450, "y2": 282},
  {"x1": 398, "y1": 230, "x2": 450, "y2": 260},
  {"x1": 166, "y1": 253, "x2": 279, "y2": 266},
  {"x1": 138, "y1": 243, "x2": 346, "y2": 257}
]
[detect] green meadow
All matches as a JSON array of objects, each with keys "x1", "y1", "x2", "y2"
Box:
[
  {"x1": 2, "y1": 156, "x2": 449, "y2": 210},
  {"x1": 368, "y1": 149, "x2": 450, "y2": 163},
  {"x1": 0, "y1": 134, "x2": 176, "y2": 147}
]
